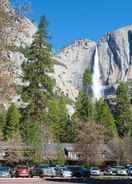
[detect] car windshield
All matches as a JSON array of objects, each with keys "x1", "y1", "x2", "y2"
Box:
[
  {"x1": 17, "y1": 166, "x2": 28, "y2": 169},
  {"x1": 116, "y1": 166, "x2": 125, "y2": 169},
  {"x1": 67, "y1": 166, "x2": 80, "y2": 171},
  {"x1": 63, "y1": 168, "x2": 71, "y2": 171},
  {"x1": 112, "y1": 166, "x2": 125, "y2": 170},
  {"x1": 0, "y1": 167, "x2": 9, "y2": 171},
  {"x1": 91, "y1": 167, "x2": 99, "y2": 170},
  {"x1": 39, "y1": 165, "x2": 49, "y2": 168},
  {"x1": 39, "y1": 164, "x2": 55, "y2": 168}
]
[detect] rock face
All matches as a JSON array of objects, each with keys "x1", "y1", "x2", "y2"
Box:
[
  {"x1": 54, "y1": 40, "x2": 96, "y2": 100},
  {"x1": 0, "y1": 15, "x2": 36, "y2": 107},
  {"x1": 1, "y1": 5, "x2": 132, "y2": 106},
  {"x1": 99, "y1": 25, "x2": 132, "y2": 85},
  {"x1": 55, "y1": 25, "x2": 132, "y2": 100},
  {"x1": 9, "y1": 17, "x2": 37, "y2": 47}
]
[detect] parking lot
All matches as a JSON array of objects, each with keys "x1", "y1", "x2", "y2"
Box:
[{"x1": 0, "y1": 177, "x2": 131, "y2": 184}]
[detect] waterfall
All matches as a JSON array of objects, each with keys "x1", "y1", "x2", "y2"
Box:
[{"x1": 92, "y1": 46, "x2": 102, "y2": 101}]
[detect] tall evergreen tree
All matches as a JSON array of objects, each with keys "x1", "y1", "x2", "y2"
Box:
[
  {"x1": 21, "y1": 16, "x2": 54, "y2": 161},
  {"x1": 127, "y1": 79, "x2": 132, "y2": 103},
  {"x1": 115, "y1": 82, "x2": 132, "y2": 137},
  {"x1": 48, "y1": 97, "x2": 72, "y2": 142},
  {"x1": 48, "y1": 98, "x2": 61, "y2": 141},
  {"x1": 0, "y1": 111, "x2": 6, "y2": 137},
  {"x1": 4, "y1": 103, "x2": 21, "y2": 141},
  {"x1": 83, "y1": 69, "x2": 92, "y2": 87},
  {"x1": 96, "y1": 98, "x2": 117, "y2": 137},
  {"x1": 74, "y1": 91, "x2": 94, "y2": 122}
]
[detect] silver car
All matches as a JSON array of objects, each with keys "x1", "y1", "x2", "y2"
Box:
[
  {"x1": 31, "y1": 164, "x2": 57, "y2": 177},
  {"x1": 90, "y1": 167, "x2": 101, "y2": 176},
  {"x1": 61, "y1": 167, "x2": 73, "y2": 178},
  {"x1": 116, "y1": 166, "x2": 128, "y2": 176},
  {"x1": 109, "y1": 166, "x2": 128, "y2": 176},
  {"x1": 0, "y1": 167, "x2": 11, "y2": 177}
]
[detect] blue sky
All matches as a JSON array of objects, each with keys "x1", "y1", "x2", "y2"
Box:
[{"x1": 30, "y1": 0, "x2": 132, "y2": 50}]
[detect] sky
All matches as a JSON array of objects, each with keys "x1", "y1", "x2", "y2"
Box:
[{"x1": 29, "y1": 0, "x2": 132, "y2": 50}]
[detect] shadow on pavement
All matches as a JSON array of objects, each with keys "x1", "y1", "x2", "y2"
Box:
[{"x1": 46, "y1": 177, "x2": 132, "y2": 184}]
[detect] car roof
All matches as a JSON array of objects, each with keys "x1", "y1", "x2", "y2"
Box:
[
  {"x1": 0, "y1": 166, "x2": 10, "y2": 169},
  {"x1": 91, "y1": 167, "x2": 99, "y2": 169},
  {"x1": 16, "y1": 166, "x2": 28, "y2": 168}
]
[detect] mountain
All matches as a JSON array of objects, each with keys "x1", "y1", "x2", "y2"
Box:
[
  {"x1": 1, "y1": 4, "x2": 132, "y2": 106},
  {"x1": 0, "y1": 2, "x2": 37, "y2": 108},
  {"x1": 54, "y1": 40, "x2": 96, "y2": 100},
  {"x1": 99, "y1": 25, "x2": 132, "y2": 85},
  {"x1": 55, "y1": 25, "x2": 132, "y2": 100}
]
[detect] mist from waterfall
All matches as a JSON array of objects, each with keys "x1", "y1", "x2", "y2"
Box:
[{"x1": 92, "y1": 46, "x2": 102, "y2": 101}]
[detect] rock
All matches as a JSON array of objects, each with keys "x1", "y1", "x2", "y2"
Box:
[
  {"x1": 54, "y1": 40, "x2": 96, "y2": 100},
  {"x1": 0, "y1": 13, "x2": 36, "y2": 106},
  {"x1": 2, "y1": 4, "x2": 132, "y2": 107},
  {"x1": 99, "y1": 25, "x2": 132, "y2": 85},
  {"x1": 9, "y1": 17, "x2": 37, "y2": 47},
  {"x1": 0, "y1": 0, "x2": 10, "y2": 12}
]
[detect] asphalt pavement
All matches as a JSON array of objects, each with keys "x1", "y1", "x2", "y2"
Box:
[{"x1": 0, "y1": 177, "x2": 131, "y2": 184}]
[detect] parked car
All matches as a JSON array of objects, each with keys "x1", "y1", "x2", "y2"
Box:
[
  {"x1": 127, "y1": 167, "x2": 132, "y2": 176},
  {"x1": 14, "y1": 166, "x2": 31, "y2": 177},
  {"x1": 66, "y1": 166, "x2": 90, "y2": 178},
  {"x1": 0, "y1": 166, "x2": 11, "y2": 178},
  {"x1": 105, "y1": 166, "x2": 128, "y2": 176},
  {"x1": 116, "y1": 166, "x2": 128, "y2": 176},
  {"x1": 90, "y1": 167, "x2": 101, "y2": 176},
  {"x1": 103, "y1": 166, "x2": 117, "y2": 176},
  {"x1": 31, "y1": 164, "x2": 57, "y2": 177},
  {"x1": 60, "y1": 167, "x2": 73, "y2": 178}
]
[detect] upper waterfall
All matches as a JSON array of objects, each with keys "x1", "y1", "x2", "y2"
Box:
[{"x1": 92, "y1": 46, "x2": 102, "y2": 101}]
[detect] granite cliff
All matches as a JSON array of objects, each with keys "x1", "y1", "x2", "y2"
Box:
[
  {"x1": 54, "y1": 26, "x2": 132, "y2": 100},
  {"x1": 1, "y1": 2, "x2": 132, "y2": 105}
]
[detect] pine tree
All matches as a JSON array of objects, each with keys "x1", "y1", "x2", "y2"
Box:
[
  {"x1": 115, "y1": 82, "x2": 132, "y2": 137},
  {"x1": 74, "y1": 91, "x2": 94, "y2": 122},
  {"x1": 95, "y1": 98, "x2": 117, "y2": 137},
  {"x1": 58, "y1": 97, "x2": 70, "y2": 142},
  {"x1": 21, "y1": 16, "x2": 54, "y2": 161},
  {"x1": 48, "y1": 97, "x2": 71, "y2": 143},
  {"x1": 0, "y1": 111, "x2": 6, "y2": 137},
  {"x1": 82, "y1": 69, "x2": 92, "y2": 94},
  {"x1": 4, "y1": 103, "x2": 21, "y2": 141},
  {"x1": 127, "y1": 79, "x2": 132, "y2": 103},
  {"x1": 48, "y1": 98, "x2": 61, "y2": 141},
  {"x1": 83, "y1": 69, "x2": 92, "y2": 87},
  {"x1": 73, "y1": 68, "x2": 93, "y2": 122}
]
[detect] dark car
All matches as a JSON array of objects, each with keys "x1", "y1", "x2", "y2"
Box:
[
  {"x1": 14, "y1": 166, "x2": 31, "y2": 177},
  {"x1": 127, "y1": 167, "x2": 132, "y2": 176},
  {"x1": 66, "y1": 166, "x2": 90, "y2": 178},
  {"x1": 0, "y1": 167, "x2": 11, "y2": 178},
  {"x1": 31, "y1": 164, "x2": 57, "y2": 177}
]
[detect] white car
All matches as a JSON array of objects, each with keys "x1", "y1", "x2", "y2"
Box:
[
  {"x1": 61, "y1": 167, "x2": 72, "y2": 178},
  {"x1": 90, "y1": 167, "x2": 101, "y2": 176},
  {"x1": 104, "y1": 166, "x2": 127, "y2": 176},
  {"x1": 116, "y1": 166, "x2": 128, "y2": 176}
]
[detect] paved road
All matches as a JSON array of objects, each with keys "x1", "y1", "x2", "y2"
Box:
[
  {"x1": 0, "y1": 178, "x2": 83, "y2": 184},
  {"x1": 0, "y1": 177, "x2": 131, "y2": 184}
]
